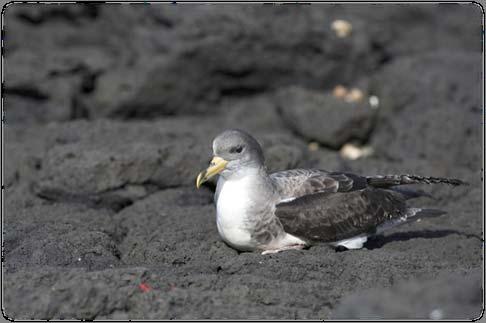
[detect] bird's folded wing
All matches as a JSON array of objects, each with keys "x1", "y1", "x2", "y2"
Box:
[
  {"x1": 274, "y1": 188, "x2": 407, "y2": 242},
  {"x1": 270, "y1": 169, "x2": 368, "y2": 202}
]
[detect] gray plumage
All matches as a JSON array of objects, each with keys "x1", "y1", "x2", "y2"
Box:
[{"x1": 198, "y1": 129, "x2": 466, "y2": 253}]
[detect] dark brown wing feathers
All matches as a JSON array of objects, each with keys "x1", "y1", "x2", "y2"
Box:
[{"x1": 275, "y1": 188, "x2": 407, "y2": 242}]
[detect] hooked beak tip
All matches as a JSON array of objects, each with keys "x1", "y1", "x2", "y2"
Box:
[
  {"x1": 195, "y1": 156, "x2": 228, "y2": 189},
  {"x1": 196, "y1": 172, "x2": 205, "y2": 189}
]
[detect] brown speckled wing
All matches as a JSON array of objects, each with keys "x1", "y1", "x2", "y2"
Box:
[
  {"x1": 270, "y1": 169, "x2": 368, "y2": 201},
  {"x1": 275, "y1": 188, "x2": 407, "y2": 242}
]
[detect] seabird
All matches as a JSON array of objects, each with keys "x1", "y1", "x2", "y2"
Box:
[{"x1": 196, "y1": 129, "x2": 466, "y2": 254}]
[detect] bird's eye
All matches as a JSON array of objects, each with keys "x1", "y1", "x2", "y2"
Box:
[{"x1": 230, "y1": 145, "x2": 244, "y2": 154}]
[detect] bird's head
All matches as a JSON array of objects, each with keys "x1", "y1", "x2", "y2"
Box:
[{"x1": 196, "y1": 129, "x2": 265, "y2": 188}]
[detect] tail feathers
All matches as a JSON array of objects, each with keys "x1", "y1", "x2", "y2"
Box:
[
  {"x1": 375, "y1": 208, "x2": 446, "y2": 234},
  {"x1": 367, "y1": 174, "x2": 468, "y2": 188},
  {"x1": 410, "y1": 208, "x2": 447, "y2": 218}
]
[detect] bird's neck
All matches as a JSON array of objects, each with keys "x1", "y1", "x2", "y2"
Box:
[
  {"x1": 222, "y1": 165, "x2": 267, "y2": 181},
  {"x1": 217, "y1": 165, "x2": 276, "y2": 204}
]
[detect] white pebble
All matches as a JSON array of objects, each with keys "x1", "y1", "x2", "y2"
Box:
[
  {"x1": 331, "y1": 19, "x2": 352, "y2": 38},
  {"x1": 345, "y1": 88, "x2": 364, "y2": 103},
  {"x1": 333, "y1": 85, "x2": 348, "y2": 98},
  {"x1": 429, "y1": 308, "x2": 444, "y2": 320},
  {"x1": 308, "y1": 142, "x2": 319, "y2": 152},
  {"x1": 369, "y1": 95, "x2": 380, "y2": 109},
  {"x1": 340, "y1": 143, "x2": 374, "y2": 160}
]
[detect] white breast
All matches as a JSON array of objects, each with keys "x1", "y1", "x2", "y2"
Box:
[{"x1": 216, "y1": 176, "x2": 257, "y2": 250}]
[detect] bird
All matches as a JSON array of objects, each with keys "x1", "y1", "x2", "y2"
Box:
[{"x1": 195, "y1": 129, "x2": 467, "y2": 254}]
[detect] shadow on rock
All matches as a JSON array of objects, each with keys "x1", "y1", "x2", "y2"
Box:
[{"x1": 364, "y1": 229, "x2": 482, "y2": 250}]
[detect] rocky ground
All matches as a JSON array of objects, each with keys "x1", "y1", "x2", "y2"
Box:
[{"x1": 3, "y1": 3, "x2": 483, "y2": 320}]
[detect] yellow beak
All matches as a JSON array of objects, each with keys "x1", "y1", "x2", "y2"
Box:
[{"x1": 196, "y1": 156, "x2": 228, "y2": 188}]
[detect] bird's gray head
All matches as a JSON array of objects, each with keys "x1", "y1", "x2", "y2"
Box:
[
  {"x1": 213, "y1": 129, "x2": 265, "y2": 167},
  {"x1": 196, "y1": 129, "x2": 265, "y2": 188}
]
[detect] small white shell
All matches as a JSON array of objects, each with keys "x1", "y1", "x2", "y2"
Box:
[
  {"x1": 369, "y1": 95, "x2": 380, "y2": 109},
  {"x1": 332, "y1": 85, "x2": 348, "y2": 98},
  {"x1": 429, "y1": 309, "x2": 444, "y2": 320},
  {"x1": 340, "y1": 143, "x2": 374, "y2": 160},
  {"x1": 344, "y1": 88, "x2": 364, "y2": 103},
  {"x1": 308, "y1": 142, "x2": 320, "y2": 152},
  {"x1": 331, "y1": 19, "x2": 353, "y2": 38}
]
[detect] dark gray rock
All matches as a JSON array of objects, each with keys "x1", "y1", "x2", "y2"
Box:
[
  {"x1": 80, "y1": 5, "x2": 383, "y2": 118},
  {"x1": 4, "y1": 203, "x2": 119, "y2": 273},
  {"x1": 77, "y1": 57, "x2": 164, "y2": 119},
  {"x1": 26, "y1": 119, "x2": 308, "y2": 208},
  {"x1": 4, "y1": 95, "x2": 58, "y2": 125},
  {"x1": 3, "y1": 4, "x2": 146, "y2": 123},
  {"x1": 332, "y1": 271, "x2": 482, "y2": 319},
  {"x1": 370, "y1": 51, "x2": 482, "y2": 172},
  {"x1": 111, "y1": 187, "x2": 219, "y2": 267},
  {"x1": 30, "y1": 119, "x2": 215, "y2": 208},
  {"x1": 259, "y1": 132, "x2": 311, "y2": 172},
  {"x1": 5, "y1": 124, "x2": 50, "y2": 188},
  {"x1": 277, "y1": 86, "x2": 377, "y2": 149},
  {"x1": 4, "y1": 3, "x2": 99, "y2": 26},
  {"x1": 307, "y1": 147, "x2": 346, "y2": 172},
  {"x1": 353, "y1": 4, "x2": 481, "y2": 57},
  {"x1": 4, "y1": 267, "x2": 159, "y2": 320},
  {"x1": 4, "y1": 4, "x2": 480, "y2": 122},
  {"x1": 220, "y1": 93, "x2": 289, "y2": 134}
]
